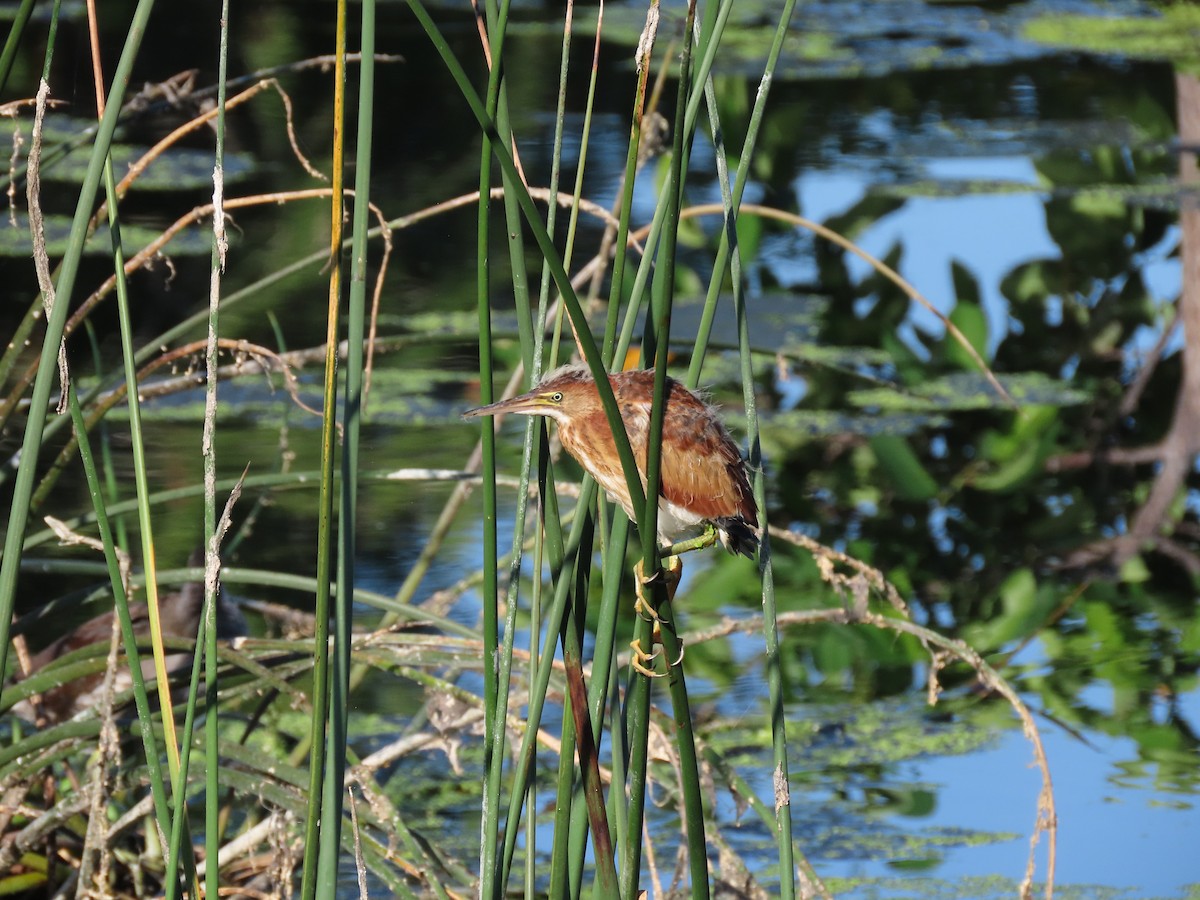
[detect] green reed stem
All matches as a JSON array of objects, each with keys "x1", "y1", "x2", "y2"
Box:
[
  {"x1": 405, "y1": 0, "x2": 647, "y2": 535},
  {"x1": 0, "y1": 0, "x2": 156, "y2": 723},
  {"x1": 679, "y1": 0, "x2": 800, "y2": 892},
  {"x1": 522, "y1": 8, "x2": 576, "y2": 892},
  {"x1": 522, "y1": 492, "x2": 547, "y2": 899},
  {"x1": 572, "y1": 512, "x2": 629, "y2": 896},
  {"x1": 618, "y1": 608, "x2": 653, "y2": 896},
  {"x1": 166, "y1": 593, "x2": 209, "y2": 899},
  {"x1": 83, "y1": 321, "x2": 128, "y2": 553},
  {"x1": 299, "y1": 1, "x2": 347, "y2": 894},
  {"x1": 640, "y1": 5, "x2": 712, "y2": 897},
  {"x1": 560, "y1": 4, "x2": 601, "y2": 279},
  {"x1": 99, "y1": 125, "x2": 210, "y2": 888},
  {"x1": 497, "y1": 478, "x2": 596, "y2": 885},
  {"x1": 101, "y1": 134, "x2": 201, "y2": 900},
  {"x1": 601, "y1": 0, "x2": 656, "y2": 367},
  {"x1": 599, "y1": 644, "x2": 631, "y2": 900},
  {"x1": 18, "y1": 561, "x2": 479, "y2": 642},
  {"x1": 684, "y1": 0, "x2": 777, "y2": 387},
  {"x1": 64, "y1": 385, "x2": 176, "y2": 863},
  {"x1": 559, "y1": 507, "x2": 622, "y2": 896},
  {"x1": 477, "y1": 0, "x2": 548, "y2": 894},
  {"x1": 535, "y1": 1, "x2": 572, "y2": 374},
  {"x1": 474, "y1": 0, "x2": 504, "y2": 893},
  {"x1": 548, "y1": 695, "x2": 578, "y2": 897},
  {"x1": 317, "y1": 0, "x2": 375, "y2": 890},
  {"x1": 0, "y1": 0, "x2": 35, "y2": 96}
]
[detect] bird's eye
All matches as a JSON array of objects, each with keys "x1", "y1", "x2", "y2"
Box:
[{"x1": 551, "y1": 392, "x2": 564, "y2": 402}]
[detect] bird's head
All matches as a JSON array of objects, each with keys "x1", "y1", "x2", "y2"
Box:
[{"x1": 462, "y1": 364, "x2": 600, "y2": 426}]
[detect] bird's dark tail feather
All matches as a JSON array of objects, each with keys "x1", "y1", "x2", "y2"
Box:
[{"x1": 715, "y1": 517, "x2": 759, "y2": 558}]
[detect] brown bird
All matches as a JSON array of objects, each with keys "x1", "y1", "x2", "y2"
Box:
[
  {"x1": 465, "y1": 364, "x2": 758, "y2": 556},
  {"x1": 8, "y1": 577, "x2": 246, "y2": 724},
  {"x1": 465, "y1": 364, "x2": 758, "y2": 613}
]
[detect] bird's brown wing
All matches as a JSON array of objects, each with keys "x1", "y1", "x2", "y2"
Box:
[
  {"x1": 658, "y1": 419, "x2": 756, "y2": 523},
  {"x1": 621, "y1": 380, "x2": 757, "y2": 526}
]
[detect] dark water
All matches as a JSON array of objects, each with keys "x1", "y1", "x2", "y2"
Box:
[{"x1": 4, "y1": 0, "x2": 1198, "y2": 896}]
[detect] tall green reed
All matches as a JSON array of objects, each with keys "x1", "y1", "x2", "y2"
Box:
[
  {"x1": 299, "y1": 0, "x2": 349, "y2": 894},
  {"x1": 0, "y1": 0, "x2": 158, "y2": 713},
  {"x1": 0, "y1": 0, "x2": 811, "y2": 892},
  {"x1": 407, "y1": 0, "x2": 800, "y2": 894}
]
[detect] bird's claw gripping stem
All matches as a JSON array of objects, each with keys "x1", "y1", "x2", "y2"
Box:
[
  {"x1": 634, "y1": 556, "x2": 682, "y2": 617},
  {"x1": 631, "y1": 556, "x2": 685, "y2": 677},
  {"x1": 633, "y1": 558, "x2": 663, "y2": 624},
  {"x1": 629, "y1": 637, "x2": 664, "y2": 678},
  {"x1": 629, "y1": 635, "x2": 685, "y2": 678}
]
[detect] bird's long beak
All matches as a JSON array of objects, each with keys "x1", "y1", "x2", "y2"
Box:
[{"x1": 461, "y1": 392, "x2": 545, "y2": 420}]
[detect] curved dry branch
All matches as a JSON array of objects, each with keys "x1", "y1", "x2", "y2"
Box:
[
  {"x1": 664, "y1": 202, "x2": 1017, "y2": 411},
  {"x1": 666, "y1": 524, "x2": 1059, "y2": 900}
]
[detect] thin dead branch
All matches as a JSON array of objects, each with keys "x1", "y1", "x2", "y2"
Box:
[{"x1": 668, "y1": 524, "x2": 1060, "y2": 900}]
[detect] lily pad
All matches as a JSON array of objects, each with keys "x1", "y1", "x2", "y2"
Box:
[
  {"x1": 1025, "y1": 6, "x2": 1200, "y2": 70},
  {"x1": 37, "y1": 143, "x2": 255, "y2": 192},
  {"x1": 4, "y1": 115, "x2": 256, "y2": 191},
  {"x1": 778, "y1": 339, "x2": 893, "y2": 369},
  {"x1": 0, "y1": 214, "x2": 212, "y2": 258},
  {"x1": 848, "y1": 372, "x2": 1089, "y2": 412},
  {"x1": 874, "y1": 179, "x2": 1040, "y2": 199},
  {"x1": 552, "y1": 0, "x2": 1161, "y2": 80},
  {"x1": 757, "y1": 408, "x2": 949, "y2": 438}
]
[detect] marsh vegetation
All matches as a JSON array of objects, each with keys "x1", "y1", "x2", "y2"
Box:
[{"x1": 0, "y1": 0, "x2": 1196, "y2": 897}]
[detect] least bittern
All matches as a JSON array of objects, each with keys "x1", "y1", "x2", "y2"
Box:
[{"x1": 464, "y1": 364, "x2": 759, "y2": 672}]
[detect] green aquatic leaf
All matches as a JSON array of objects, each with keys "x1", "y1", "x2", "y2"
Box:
[
  {"x1": 945, "y1": 263, "x2": 989, "y2": 371},
  {"x1": 1069, "y1": 188, "x2": 1128, "y2": 223},
  {"x1": 945, "y1": 299, "x2": 988, "y2": 371},
  {"x1": 963, "y1": 568, "x2": 1057, "y2": 652},
  {"x1": 824, "y1": 193, "x2": 908, "y2": 244},
  {"x1": 813, "y1": 627, "x2": 856, "y2": 676},
  {"x1": 972, "y1": 406, "x2": 1060, "y2": 493},
  {"x1": 777, "y1": 339, "x2": 892, "y2": 369},
  {"x1": 951, "y1": 259, "x2": 982, "y2": 308},
  {"x1": 1000, "y1": 260, "x2": 1065, "y2": 306},
  {"x1": 869, "y1": 434, "x2": 939, "y2": 502}
]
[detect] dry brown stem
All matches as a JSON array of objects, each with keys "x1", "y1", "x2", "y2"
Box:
[
  {"x1": 26, "y1": 78, "x2": 69, "y2": 415},
  {"x1": 672, "y1": 524, "x2": 1059, "y2": 900}
]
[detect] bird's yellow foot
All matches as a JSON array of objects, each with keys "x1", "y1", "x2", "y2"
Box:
[
  {"x1": 633, "y1": 556, "x2": 683, "y2": 621},
  {"x1": 629, "y1": 634, "x2": 685, "y2": 677},
  {"x1": 631, "y1": 557, "x2": 685, "y2": 675},
  {"x1": 633, "y1": 559, "x2": 662, "y2": 623},
  {"x1": 629, "y1": 637, "x2": 666, "y2": 678}
]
